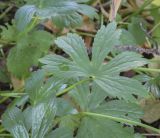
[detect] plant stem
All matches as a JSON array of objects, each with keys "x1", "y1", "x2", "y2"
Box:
[
  {"x1": 0, "y1": 134, "x2": 12, "y2": 137},
  {"x1": 56, "y1": 78, "x2": 90, "y2": 97},
  {"x1": 135, "y1": 67, "x2": 160, "y2": 73},
  {"x1": 18, "y1": 17, "x2": 39, "y2": 39},
  {"x1": 0, "y1": 92, "x2": 26, "y2": 98},
  {"x1": 82, "y1": 112, "x2": 160, "y2": 134},
  {"x1": 76, "y1": 32, "x2": 95, "y2": 37}
]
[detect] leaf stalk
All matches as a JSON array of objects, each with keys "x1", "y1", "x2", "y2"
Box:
[{"x1": 81, "y1": 112, "x2": 160, "y2": 134}]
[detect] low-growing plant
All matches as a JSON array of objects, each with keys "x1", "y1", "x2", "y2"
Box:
[
  {"x1": 1, "y1": 0, "x2": 160, "y2": 138},
  {"x1": 1, "y1": 22, "x2": 160, "y2": 138}
]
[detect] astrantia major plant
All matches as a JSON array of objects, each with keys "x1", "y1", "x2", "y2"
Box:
[{"x1": 2, "y1": 22, "x2": 160, "y2": 138}]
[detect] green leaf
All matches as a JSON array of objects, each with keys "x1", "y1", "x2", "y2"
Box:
[
  {"x1": 31, "y1": 98, "x2": 57, "y2": 138},
  {"x1": 77, "y1": 4, "x2": 98, "y2": 19},
  {"x1": 59, "y1": 115, "x2": 80, "y2": 131},
  {"x1": 40, "y1": 54, "x2": 89, "y2": 79},
  {"x1": 52, "y1": 12, "x2": 82, "y2": 28},
  {"x1": 100, "y1": 52, "x2": 148, "y2": 76},
  {"x1": 15, "y1": 5, "x2": 36, "y2": 31},
  {"x1": 134, "y1": 133, "x2": 146, "y2": 138},
  {"x1": 55, "y1": 33, "x2": 90, "y2": 69},
  {"x1": 92, "y1": 100, "x2": 143, "y2": 122},
  {"x1": 41, "y1": 22, "x2": 148, "y2": 101},
  {"x1": 69, "y1": 83, "x2": 107, "y2": 111},
  {"x1": 25, "y1": 70, "x2": 64, "y2": 104},
  {"x1": 46, "y1": 127, "x2": 73, "y2": 138},
  {"x1": 150, "y1": 6, "x2": 160, "y2": 43},
  {"x1": 0, "y1": 21, "x2": 18, "y2": 42},
  {"x1": 7, "y1": 31, "x2": 53, "y2": 78},
  {"x1": 56, "y1": 98, "x2": 77, "y2": 116},
  {"x1": 77, "y1": 116, "x2": 134, "y2": 138},
  {"x1": 95, "y1": 76, "x2": 148, "y2": 101},
  {"x1": 2, "y1": 107, "x2": 29, "y2": 138},
  {"x1": 119, "y1": 29, "x2": 137, "y2": 45},
  {"x1": 0, "y1": 67, "x2": 10, "y2": 83},
  {"x1": 128, "y1": 17, "x2": 146, "y2": 45},
  {"x1": 15, "y1": 0, "x2": 97, "y2": 30},
  {"x1": 92, "y1": 22, "x2": 121, "y2": 68}
]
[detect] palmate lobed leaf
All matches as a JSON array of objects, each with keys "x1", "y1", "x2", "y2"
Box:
[
  {"x1": 15, "y1": 0, "x2": 98, "y2": 30},
  {"x1": 40, "y1": 22, "x2": 149, "y2": 101}
]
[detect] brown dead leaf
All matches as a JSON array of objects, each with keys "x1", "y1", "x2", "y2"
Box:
[
  {"x1": 141, "y1": 98, "x2": 160, "y2": 124},
  {"x1": 109, "y1": 0, "x2": 122, "y2": 21}
]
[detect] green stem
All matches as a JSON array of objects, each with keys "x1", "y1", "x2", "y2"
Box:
[
  {"x1": 56, "y1": 78, "x2": 90, "y2": 97},
  {"x1": 76, "y1": 32, "x2": 95, "y2": 37},
  {"x1": 0, "y1": 92, "x2": 26, "y2": 98},
  {"x1": 18, "y1": 17, "x2": 39, "y2": 38},
  {"x1": 0, "y1": 134, "x2": 12, "y2": 137},
  {"x1": 135, "y1": 67, "x2": 160, "y2": 73},
  {"x1": 82, "y1": 112, "x2": 160, "y2": 134}
]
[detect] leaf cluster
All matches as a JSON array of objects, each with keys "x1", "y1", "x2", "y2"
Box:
[{"x1": 2, "y1": 22, "x2": 152, "y2": 138}]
